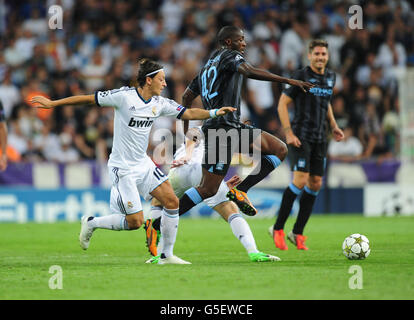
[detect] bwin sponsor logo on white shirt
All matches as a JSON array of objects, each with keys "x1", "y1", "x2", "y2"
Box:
[{"x1": 128, "y1": 117, "x2": 154, "y2": 128}]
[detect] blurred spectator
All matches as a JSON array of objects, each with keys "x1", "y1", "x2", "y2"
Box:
[
  {"x1": 331, "y1": 96, "x2": 350, "y2": 130},
  {"x1": 246, "y1": 56, "x2": 278, "y2": 134},
  {"x1": 55, "y1": 132, "x2": 80, "y2": 163},
  {"x1": 355, "y1": 52, "x2": 377, "y2": 86},
  {"x1": 323, "y1": 23, "x2": 346, "y2": 70},
  {"x1": 22, "y1": 8, "x2": 47, "y2": 37},
  {"x1": 74, "y1": 106, "x2": 100, "y2": 159},
  {"x1": 45, "y1": 31, "x2": 68, "y2": 73},
  {"x1": 279, "y1": 20, "x2": 305, "y2": 70},
  {"x1": 359, "y1": 102, "x2": 392, "y2": 160},
  {"x1": 375, "y1": 28, "x2": 407, "y2": 84},
  {"x1": 33, "y1": 120, "x2": 60, "y2": 161},
  {"x1": 3, "y1": 36, "x2": 27, "y2": 67},
  {"x1": 0, "y1": 100, "x2": 7, "y2": 171},
  {"x1": 160, "y1": 0, "x2": 187, "y2": 34},
  {"x1": 328, "y1": 125, "x2": 363, "y2": 163},
  {"x1": 174, "y1": 26, "x2": 204, "y2": 66},
  {"x1": 0, "y1": 0, "x2": 411, "y2": 165},
  {"x1": 193, "y1": 0, "x2": 214, "y2": 33},
  {"x1": 0, "y1": 71, "x2": 21, "y2": 119},
  {"x1": 15, "y1": 28, "x2": 37, "y2": 63},
  {"x1": 7, "y1": 105, "x2": 40, "y2": 161},
  {"x1": 81, "y1": 49, "x2": 111, "y2": 92}
]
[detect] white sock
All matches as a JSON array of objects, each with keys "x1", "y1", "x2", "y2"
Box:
[
  {"x1": 151, "y1": 205, "x2": 163, "y2": 220},
  {"x1": 228, "y1": 213, "x2": 259, "y2": 254},
  {"x1": 87, "y1": 214, "x2": 129, "y2": 231},
  {"x1": 160, "y1": 208, "x2": 179, "y2": 258},
  {"x1": 157, "y1": 234, "x2": 164, "y2": 257}
]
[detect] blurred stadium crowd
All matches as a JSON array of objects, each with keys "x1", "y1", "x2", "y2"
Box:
[{"x1": 0, "y1": 0, "x2": 413, "y2": 166}]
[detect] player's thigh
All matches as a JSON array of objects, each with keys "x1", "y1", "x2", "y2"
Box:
[
  {"x1": 109, "y1": 167, "x2": 143, "y2": 215},
  {"x1": 309, "y1": 141, "x2": 327, "y2": 177},
  {"x1": 288, "y1": 140, "x2": 311, "y2": 173},
  {"x1": 150, "y1": 179, "x2": 179, "y2": 209},
  {"x1": 168, "y1": 163, "x2": 202, "y2": 198},
  {"x1": 203, "y1": 180, "x2": 230, "y2": 210},
  {"x1": 254, "y1": 130, "x2": 287, "y2": 159},
  {"x1": 288, "y1": 142, "x2": 311, "y2": 189},
  {"x1": 197, "y1": 167, "x2": 225, "y2": 198},
  {"x1": 136, "y1": 158, "x2": 176, "y2": 207}
]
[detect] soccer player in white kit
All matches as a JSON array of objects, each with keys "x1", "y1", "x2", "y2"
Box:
[
  {"x1": 31, "y1": 58, "x2": 235, "y2": 265},
  {"x1": 145, "y1": 127, "x2": 281, "y2": 263}
]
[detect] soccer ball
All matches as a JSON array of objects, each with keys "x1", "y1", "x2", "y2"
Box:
[{"x1": 342, "y1": 234, "x2": 370, "y2": 260}]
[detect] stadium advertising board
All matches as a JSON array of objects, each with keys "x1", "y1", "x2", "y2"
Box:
[
  {"x1": 0, "y1": 187, "x2": 365, "y2": 223},
  {"x1": 364, "y1": 184, "x2": 414, "y2": 216}
]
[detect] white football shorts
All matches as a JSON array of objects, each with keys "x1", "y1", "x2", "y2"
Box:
[
  {"x1": 168, "y1": 162, "x2": 229, "y2": 209},
  {"x1": 108, "y1": 157, "x2": 168, "y2": 214}
]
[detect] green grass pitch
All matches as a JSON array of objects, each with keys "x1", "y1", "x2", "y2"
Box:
[{"x1": 1, "y1": 215, "x2": 413, "y2": 300}]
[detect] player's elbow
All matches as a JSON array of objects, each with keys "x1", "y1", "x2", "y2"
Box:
[{"x1": 278, "y1": 142, "x2": 288, "y2": 161}]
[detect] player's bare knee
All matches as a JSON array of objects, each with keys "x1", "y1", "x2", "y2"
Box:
[
  {"x1": 198, "y1": 185, "x2": 219, "y2": 199},
  {"x1": 164, "y1": 195, "x2": 179, "y2": 209},
  {"x1": 294, "y1": 178, "x2": 307, "y2": 190},
  {"x1": 309, "y1": 179, "x2": 323, "y2": 192},
  {"x1": 276, "y1": 141, "x2": 288, "y2": 161}
]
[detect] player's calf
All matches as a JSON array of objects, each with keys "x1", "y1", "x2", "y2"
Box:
[{"x1": 126, "y1": 212, "x2": 144, "y2": 230}]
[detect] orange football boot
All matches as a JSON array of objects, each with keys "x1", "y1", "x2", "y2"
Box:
[
  {"x1": 273, "y1": 229, "x2": 288, "y2": 250},
  {"x1": 226, "y1": 188, "x2": 258, "y2": 216}
]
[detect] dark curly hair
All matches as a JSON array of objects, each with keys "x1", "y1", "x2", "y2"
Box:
[
  {"x1": 308, "y1": 39, "x2": 328, "y2": 53},
  {"x1": 136, "y1": 58, "x2": 163, "y2": 88}
]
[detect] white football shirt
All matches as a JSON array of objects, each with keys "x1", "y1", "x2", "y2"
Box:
[{"x1": 95, "y1": 86, "x2": 186, "y2": 170}]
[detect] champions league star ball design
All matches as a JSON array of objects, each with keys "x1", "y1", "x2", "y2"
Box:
[{"x1": 342, "y1": 234, "x2": 371, "y2": 260}]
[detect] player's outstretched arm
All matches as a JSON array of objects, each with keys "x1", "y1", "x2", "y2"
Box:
[
  {"x1": 180, "y1": 106, "x2": 236, "y2": 120},
  {"x1": 238, "y1": 62, "x2": 314, "y2": 92},
  {"x1": 31, "y1": 95, "x2": 96, "y2": 109},
  {"x1": 182, "y1": 87, "x2": 199, "y2": 135}
]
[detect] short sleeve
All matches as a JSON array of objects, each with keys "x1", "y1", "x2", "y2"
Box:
[
  {"x1": 95, "y1": 88, "x2": 125, "y2": 108},
  {"x1": 159, "y1": 97, "x2": 187, "y2": 119},
  {"x1": 187, "y1": 75, "x2": 200, "y2": 95},
  {"x1": 222, "y1": 51, "x2": 246, "y2": 72},
  {"x1": 282, "y1": 69, "x2": 303, "y2": 100}
]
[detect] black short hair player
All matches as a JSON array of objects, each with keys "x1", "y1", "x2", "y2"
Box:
[{"x1": 270, "y1": 39, "x2": 345, "y2": 251}]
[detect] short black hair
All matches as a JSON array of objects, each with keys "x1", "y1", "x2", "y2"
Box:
[
  {"x1": 308, "y1": 39, "x2": 329, "y2": 52},
  {"x1": 137, "y1": 58, "x2": 163, "y2": 88},
  {"x1": 217, "y1": 26, "x2": 242, "y2": 45}
]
